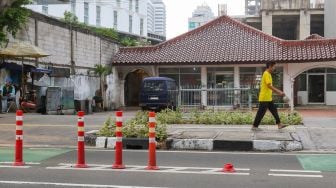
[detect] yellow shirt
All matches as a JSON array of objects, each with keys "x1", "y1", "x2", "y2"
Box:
[{"x1": 258, "y1": 70, "x2": 272, "y2": 102}]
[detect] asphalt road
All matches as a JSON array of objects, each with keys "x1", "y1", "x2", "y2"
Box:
[{"x1": 0, "y1": 149, "x2": 335, "y2": 188}]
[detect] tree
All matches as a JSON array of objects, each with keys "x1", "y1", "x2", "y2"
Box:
[
  {"x1": 0, "y1": 0, "x2": 31, "y2": 46},
  {"x1": 120, "y1": 37, "x2": 137, "y2": 47},
  {"x1": 94, "y1": 64, "x2": 111, "y2": 110},
  {"x1": 63, "y1": 11, "x2": 78, "y2": 25}
]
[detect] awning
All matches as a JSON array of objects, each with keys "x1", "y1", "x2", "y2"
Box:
[{"x1": 0, "y1": 62, "x2": 35, "y2": 71}]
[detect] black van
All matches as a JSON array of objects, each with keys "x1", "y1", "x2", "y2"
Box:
[{"x1": 139, "y1": 77, "x2": 178, "y2": 111}]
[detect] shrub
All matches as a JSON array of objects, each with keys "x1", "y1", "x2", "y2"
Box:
[
  {"x1": 188, "y1": 110, "x2": 302, "y2": 125},
  {"x1": 98, "y1": 111, "x2": 167, "y2": 142}
]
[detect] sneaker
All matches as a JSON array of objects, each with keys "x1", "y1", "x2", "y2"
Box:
[
  {"x1": 251, "y1": 127, "x2": 263, "y2": 131},
  {"x1": 278, "y1": 124, "x2": 289, "y2": 129}
]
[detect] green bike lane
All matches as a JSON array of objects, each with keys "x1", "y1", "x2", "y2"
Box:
[{"x1": 0, "y1": 147, "x2": 72, "y2": 163}]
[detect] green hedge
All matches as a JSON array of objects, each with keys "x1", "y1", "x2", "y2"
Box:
[{"x1": 98, "y1": 109, "x2": 303, "y2": 140}]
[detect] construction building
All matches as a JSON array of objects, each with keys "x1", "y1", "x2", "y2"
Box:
[{"x1": 238, "y1": 0, "x2": 336, "y2": 40}]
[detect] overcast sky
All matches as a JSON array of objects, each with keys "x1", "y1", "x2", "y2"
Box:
[{"x1": 162, "y1": 0, "x2": 245, "y2": 39}]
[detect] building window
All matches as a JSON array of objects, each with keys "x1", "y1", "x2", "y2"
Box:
[
  {"x1": 42, "y1": 4, "x2": 48, "y2": 14},
  {"x1": 327, "y1": 68, "x2": 336, "y2": 91},
  {"x1": 159, "y1": 67, "x2": 201, "y2": 87},
  {"x1": 129, "y1": 15, "x2": 133, "y2": 33},
  {"x1": 96, "y1": 6, "x2": 101, "y2": 26},
  {"x1": 327, "y1": 74, "x2": 336, "y2": 91},
  {"x1": 159, "y1": 67, "x2": 201, "y2": 106},
  {"x1": 135, "y1": 0, "x2": 139, "y2": 12},
  {"x1": 117, "y1": 0, "x2": 121, "y2": 7},
  {"x1": 207, "y1": 67, "x2": 234, "y2": 106},
  {"x1": 189, "y1": 22, "x2": 196, "y2": 30},
  {"x1": 208, "y1": 67, "x2": 234, "y2": 89},
  {"x1": 113, "y1": 11, "x2": 118, "y2": 29},
  {"x1": 297, "y1": 73, "x2": 307, "y2": 91},
  {"x1": 140, "y1": 18, "x2": 144, "y2": 35},
  {"x1": 71, "y1": 0, "x2": 76, "y2": 13},
  {"x1": 129, "y1": 0, "x2": 133, "y2": 11},
  {"x1": 84, "y1": 2, "x2": 89, "y2": 24}
]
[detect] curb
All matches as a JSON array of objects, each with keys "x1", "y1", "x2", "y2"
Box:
[{"x1": 91, "y1": 137, "x2": 303, "y2": 151}]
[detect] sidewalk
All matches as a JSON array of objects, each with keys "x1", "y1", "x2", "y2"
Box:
[{"x1": 165, "y1": 109, "x2": 336, "y2": 152}]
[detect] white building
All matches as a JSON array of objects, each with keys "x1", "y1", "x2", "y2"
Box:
[
  {"x1": 150, "y1": 0, "x2": 166, "y2": 36},
  {"x1": 188, "y1": 3, "x2": 215, "y2": 31},
  {"x1": 218, "y1": 4, "x2": 227, "y2": 16},
  {"x1": 27, "y1": 0, "x2": 166, "y2": 38}
]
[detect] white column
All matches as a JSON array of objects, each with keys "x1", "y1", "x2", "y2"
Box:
[
  {"x1": 262, "y1": 11, "x2": 272, "y2": 35},
  {"x1": 201, "y1": 66, "x2": 207, "y2": 107},
  {"x1": 234, "y1": 66, "x2": 240, "y2": 88},
  {"x1": 282, "y1": 64, "x2": 294, "y2": 111},
  {"x1": 299, "y1": 10, "x2": 311, "y2": 40},
  {"x1": 119, "y1": 80, "x2": 125, "y2": 107},
  {"x1": 290, "y1": 79, "x2": 295, "y2": 112},
  {"x1": 234, "y1": 66, "x2": 240, "y2": 107}
]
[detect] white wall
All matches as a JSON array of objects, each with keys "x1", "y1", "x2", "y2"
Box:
[
  {"x1": 326, "y1": 92, "x2": 336, "y2": 105},
  {"x1": 325, "y1": 0, "x2": 336, "y2": 38}
]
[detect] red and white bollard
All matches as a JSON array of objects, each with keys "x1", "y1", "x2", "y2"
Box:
[
  {"x1": 13, "y1": 110, "x2": 24, "y2": 166},
  {"x1": 75, "y1": 111, "x2": 88, "y2": 168},
  {"x1": 112, "y1": 111, "x2": 125, "y2": 169},
  {"x1": 146, "y1": 111, "x2": 159, "y2": 170}
]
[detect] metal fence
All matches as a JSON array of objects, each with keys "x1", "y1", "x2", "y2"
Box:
[{"x1": 169, "y1": 87, "x2": 252, "y2": 110}]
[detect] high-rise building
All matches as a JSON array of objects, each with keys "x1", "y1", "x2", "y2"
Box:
[
  {"x1": 27, "y1": 0, "x2": 166, "y2": 40},
  {"x1": 188, "y1": 4, "x2": 215, "y2": 31},
  {"x1": 147, "y1": 0, "x2": 166, "y2": 36},
  {"x1": 218, "y1": 4, "x2": 227, "y2": 16}
]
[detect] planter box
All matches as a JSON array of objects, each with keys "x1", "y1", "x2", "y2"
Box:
[
  {"x1": 95, "y1": 137, "x2": 107, "y2": 148},
  {"x1": 95, "y1": 137, "x2": 149, "y2": 149},
  {"x1": 122, "y1": 138, "x2": 149, "y2": 149}
]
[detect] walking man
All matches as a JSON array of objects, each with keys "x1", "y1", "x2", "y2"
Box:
[{"x1": 251, "y1": 62, "x2": 287, "y2": 131}]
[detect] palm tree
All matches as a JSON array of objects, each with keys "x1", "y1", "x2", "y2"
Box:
[{"x1": 94, "y1": 64, "x2": 110, "y2": 110}]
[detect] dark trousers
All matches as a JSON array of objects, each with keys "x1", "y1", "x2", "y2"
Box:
[{"x1": 253, "y1": 101, "x2": 280, "y2": 127}]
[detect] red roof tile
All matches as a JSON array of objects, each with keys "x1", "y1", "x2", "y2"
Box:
[{"x1": 112, "y1": 16, "x2": 336, "y2": 65}]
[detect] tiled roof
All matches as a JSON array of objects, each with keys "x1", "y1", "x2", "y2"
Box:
[
  {"x1": 112, "y1": 16, "x2": 336, "y2": 65},
  {"x1": 305, "y1": 34, "x2": 325, "y2": 40}
]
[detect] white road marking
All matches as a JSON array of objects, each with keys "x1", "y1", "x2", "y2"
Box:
[
  {"x1": 46, "y1": 163, "x2": 250, "y2": 176},
  {"x1": 0, "y1": 165, "x2": 31, "y2": 168},
  {"x1": 0, "y1": 180, "x2": 166, "y2": 188},
  {"x1": 269, "y1": 169, "x2": 323, "y2": 178},
  {"x1": 270, "y1": 169, "x2": 321, "y2": 173},
  {"x1": 0, "y1": 162, "x2": 40, "y2": 165},
  {"x1": 268, "y1": 173, "x2": 323, "y2": 178}
]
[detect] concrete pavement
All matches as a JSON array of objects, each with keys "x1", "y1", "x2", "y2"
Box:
[{"x1": 0, "y1": 109, "x2": 335, "y2": 152}]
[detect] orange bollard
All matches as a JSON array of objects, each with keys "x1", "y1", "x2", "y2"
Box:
[
  {"x1": 146, "y1": 111, "x2": 159, "y2": 170},
  {"x1": 13, "y1": 110, "x2": 25, "y2": 166},
  {"x1": 112, "y1": 111, "x2": 125, "y2": 169},
  {"x1": 75, "y1": 111, "x2": 88, "y2": 168}
]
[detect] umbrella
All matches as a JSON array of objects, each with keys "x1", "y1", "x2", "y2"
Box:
[{"x1": 0, "y1": 41, "x2": 49, "y2": 58}]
